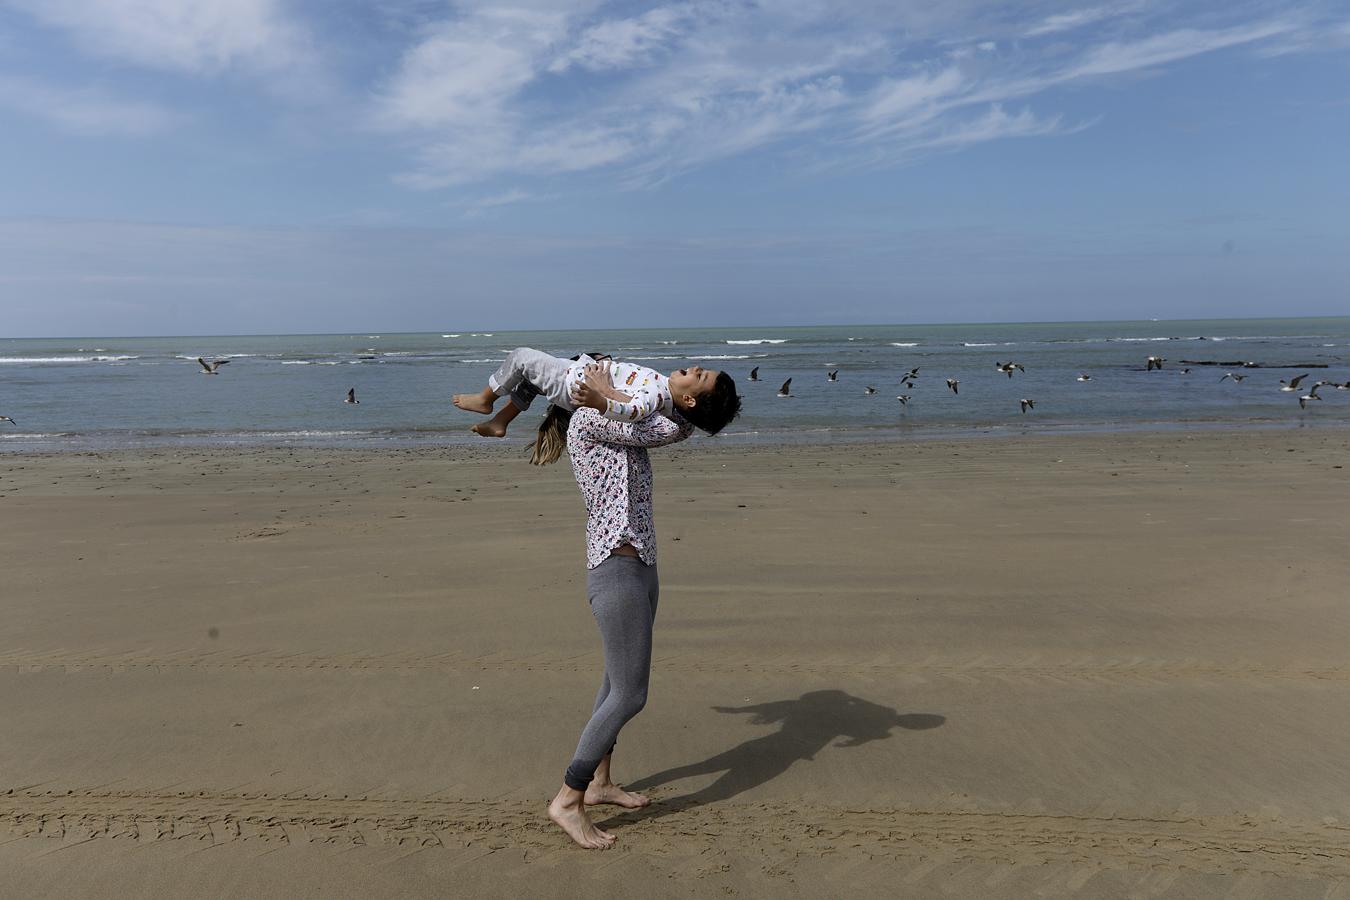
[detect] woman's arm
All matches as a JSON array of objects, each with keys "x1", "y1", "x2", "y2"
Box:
[
  {"x1": 568, "y1": 406, "x2": 693, "y2": 448},
  {"x1": 571, "y1": 360, "x2": 668, "y2": 425},
  {"x1": 570, "y1": 360, "x2": 630, "y2": 411},
  {"x1": 594, "y1": 359, "x2": 670, "y2": 422},
  {"x1": 599, "y1": 379, "x2": 665, "y2": 423}
]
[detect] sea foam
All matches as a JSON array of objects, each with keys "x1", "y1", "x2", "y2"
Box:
[{"x1": 0, "y1": 355, "x2": 137, "y2": 364}]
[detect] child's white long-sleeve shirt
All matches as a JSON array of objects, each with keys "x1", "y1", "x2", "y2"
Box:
[{"x1": 564, "y1": 358, "x2": 673, "y2": 423}]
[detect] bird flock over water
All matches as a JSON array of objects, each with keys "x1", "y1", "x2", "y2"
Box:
[
  {"x1": 190, "y1": 356, "x2": 360, "y2": 406},
  {"x1": 3, "y1": 354, "x2": 1344, "y2": 430},
  {"x1": 0, "y1": 356, "x2": 365, "y2": 425},
  {"x1": 1277, "y1": 373, "x2": 1344, "y2": 409},
  {"x1": 743, "y1": 357, "x2": 1350, "y2": 417}
]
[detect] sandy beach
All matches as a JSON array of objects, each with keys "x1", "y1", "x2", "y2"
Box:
[{"x1": 2, "y1": 428, "x2": 1349, "y2": 898}]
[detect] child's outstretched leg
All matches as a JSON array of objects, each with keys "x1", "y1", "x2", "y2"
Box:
[
  {"x1": 472, "y1": 399, "x2": 522, "y2": 437},
  {"x1": 455, "y1": 348, "x2": 550, "y2": 416},
  {"x1": 453, "y1": 386, "x2": 497, "y2": 414}
]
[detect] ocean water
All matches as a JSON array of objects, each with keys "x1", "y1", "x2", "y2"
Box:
[{"x1": 1, "y1": 318, "x2": 1348, "y2": 451}]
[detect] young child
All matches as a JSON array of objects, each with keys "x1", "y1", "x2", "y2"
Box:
[{"x1": 453, "y1": 347, "x2": 741, "y2": 441}]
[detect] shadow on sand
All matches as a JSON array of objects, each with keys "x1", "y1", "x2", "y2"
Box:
[{"x1": 605, "y1": 690, "x2": 944, "y2": 825}]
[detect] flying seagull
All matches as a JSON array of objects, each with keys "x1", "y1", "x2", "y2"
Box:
[
  {"x1": 345, "y1": 388, "x2": 359, "y2": 404},
  {"x1": 995, "y1": 362, "x2": 1025, "y2": 378},
  {"x1": 1146, "y1": 356, "x2": 1165, "y2": 371},
  {"x1": 197, "y1": 357, "x2": 230, "y2": 374},
  {"x1": 896, "y1": 395, "x2": 911, "y2": 406},
  {"x1": 776, "y1": 378, "x2": 792, "y2": 397},
  {"x1": 1279, "y1": 374, "x2": 1308, "y2": 392},
  {"x1": 0, "y1": 416, "x2": 14, "y2": 425},
  {"x1": 749, "y1": 366, "x2": 760, "y2": 382},
  {"x1": 905, "y1": 367, "x2": 920, "y2": 379},
  {"x1": 864, "y1": 386, "x2": 877, "y2": 395},
  {"x1": 1020, "y1": 398, "x2": 1035, "y2": 414},
  {"x1": 1298, "y1": 393, "x2": 1321, "y2": 409},
  {"x1": 827, "y1": 370, "x2": 838, "y2": 382},
  {"x1": 946, "y1": 379, "x2": 959, "y2": 395},
  {"x1": 1219, "y1": 372, "x2": 1247, "y2": 383}
]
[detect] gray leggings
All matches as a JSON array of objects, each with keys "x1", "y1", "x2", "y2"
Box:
[{"x1": 564, "y1": 554, "x2": 660, "y2": 791}]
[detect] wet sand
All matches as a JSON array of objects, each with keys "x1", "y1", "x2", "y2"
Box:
[{"x1": 2, "y1": 429, "x2": 1349, "y2": 898}]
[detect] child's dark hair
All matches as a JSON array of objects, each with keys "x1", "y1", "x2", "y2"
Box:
[{"x1": 682, "y1": 371, "x2": 741, "y2": 435}]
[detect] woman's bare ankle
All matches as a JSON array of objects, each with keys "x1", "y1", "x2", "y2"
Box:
[
  {"x1": 548, "y1": 785, "x2": 615, "y2": 849},
  {"x1": 551, "y1": 785, "x2": 584, "y2": 809}
]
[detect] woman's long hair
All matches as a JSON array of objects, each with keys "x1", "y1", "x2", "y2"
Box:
[
  {"x1": 527, "y1": 351, "x2": 610, "y2": 466},
  {"x1": 528, "y1": 405, "x2": 572, "y2": 465}
]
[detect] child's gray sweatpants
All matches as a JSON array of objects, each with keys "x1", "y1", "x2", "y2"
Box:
[
  {"x1": 488, "y1": 347, "x2": 574, "y2": 412},
  {"x1": 564, "y1": 554, "x2": 660, "y2": 791}
]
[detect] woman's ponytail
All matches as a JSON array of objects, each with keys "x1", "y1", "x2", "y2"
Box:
[{"x1": 528, "y1": 405, "x2": 572, "y2": 465}]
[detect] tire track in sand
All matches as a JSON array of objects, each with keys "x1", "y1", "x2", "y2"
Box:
[{"x1": 2, "y1": 787, "x2": 1348, "y2": 879}]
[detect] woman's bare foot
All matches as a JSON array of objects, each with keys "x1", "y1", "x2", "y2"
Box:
[
  {"x1": 548, "y1": 787, "x2": 616, "y2": 849},
  {"x1": 471, "y1": 421, "x2": 507, "y2": 438},
  {"x1": 584, "y1": 782, "x2": 650, "y2": 809},
  {"x1": 452, "y1": 388, "x2": 495, "y2": 414}
]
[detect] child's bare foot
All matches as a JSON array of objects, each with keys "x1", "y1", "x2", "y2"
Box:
[
  {"x1": 548, "y1": 790, "x2": 616, "y2": 849},
  {"x1": 471, "y1": 421, "x2": 507, "y2": 438},
  {"x1": 453, "y1": 388, "x2": 495, "y2": 414},
  {"x1": 584, "y1": 782, "x2": 650, "y2": 809},
  {"x1": 471, "y1": 402, "x2": 518, "y2": 438}
]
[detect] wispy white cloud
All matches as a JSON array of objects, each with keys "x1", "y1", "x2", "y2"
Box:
[
  {"x1": 1254, "y1": 19, "x2": 1350, "y2": 56},
  {"x1": 854, "y1": 16, "x2": 1301, "y2": 157},
  {"x1": 0, "y1": 75, "x2": 176, "y2": 135},
  {"x1": 1024, "y1": 7, "x2": 1116, "y2": 38},
  {"x1": 395, "y1": 119, "x2": 638, "y2": 188},
  {"x1": 863, "y1": 68, "x2": 968, "y2": 129},
  {"x1": 1, "y1": 0, "x2": 312, "y2": 75},
  {"x1": 470, "y1": 188, "x2": 534, "y2": 209},
  {"x1": 3, "y1": 0, "x2": 1332, "y2": 189},
  {"x1": 377, "y1": 7, "x2": 568, "y2": 131},
  {"x1": 369, "y1": 3, "x2": 1321, "y2": 190},
  {"x1": 456, "y1": 187, "x2": 557, "y2": 217},
  {"x1": 625, "y1": 73, "x2": 851, "y2": 185},
  {"x1": 912, "y1": 105, "x2": 1078, "y2": 153},
  {"x1": 1068, "y1": 21, "x2": 1297, "y2": 78},
  {"x1": 549, "y1": 4, "x2": 691, "y2": 73}
]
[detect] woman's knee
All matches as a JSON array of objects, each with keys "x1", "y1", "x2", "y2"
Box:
[{"x1": 615, "y1": 687, "x2": 648, "y2": 718}]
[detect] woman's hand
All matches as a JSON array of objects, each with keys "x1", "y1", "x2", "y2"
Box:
[{"x1": 571, "y1": 361, "x2": 613, "y2": 411}]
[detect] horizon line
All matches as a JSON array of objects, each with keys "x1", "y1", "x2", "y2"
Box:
[{"x1": 6, "y1": 314, "x2": 1349, "y2": 342}]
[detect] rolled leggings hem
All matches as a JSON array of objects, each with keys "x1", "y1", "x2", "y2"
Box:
[
  {"x1": 564, "y1": 764, "x2": 596, "y2": 792},
  {"x1": 561, "y1": 739, "x2": 618, "y2": 791}
]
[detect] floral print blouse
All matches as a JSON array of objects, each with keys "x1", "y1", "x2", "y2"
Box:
[{"x1": 567, "y1": 406, "x2": 694, "y2": 569}]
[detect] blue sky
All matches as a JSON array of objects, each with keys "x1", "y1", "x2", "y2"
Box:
[{"x1": 1, "y1": 1, "x2": 1348, "y2": 336}]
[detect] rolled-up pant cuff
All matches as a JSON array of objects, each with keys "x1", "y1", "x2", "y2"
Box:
[{"x1": 564, "y1": 762, "x2": 596, "y2": 792}]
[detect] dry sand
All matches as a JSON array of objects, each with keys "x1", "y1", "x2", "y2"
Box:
[{"x1": 1, "y1": 428, "x2": 1349, "y2": 898}]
